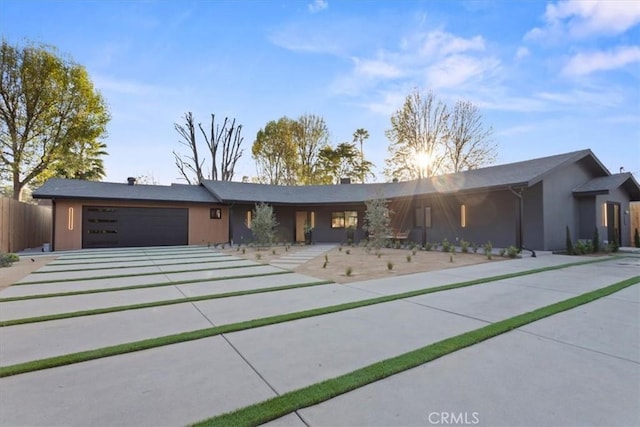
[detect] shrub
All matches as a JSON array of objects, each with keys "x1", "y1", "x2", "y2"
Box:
[
  {"x1": 324, "y1": 254, "x2": 329, "y2": 263},
  {"x1": 592, "y1": 227, "x2": 600, "y2": 253},
  {"x1": 565, "y1": 226, "x2": 573, "y2": 255},
  {"x1": 0, "y1": 253, "x2": 19, "y2": 267},
  {"x1": 346, "y1": 249, "x2": 351, "y2": 255},
  {"x1": 424, "y1": 242, "x2": 433, "y2": 251},
  {"x1": 472, "y1": 242, "x2": 479, "y2": 253},
  {"x1": 483, "y1": 241, "x2": 493, "y2": 259},
  {"x1": 441, "y1": 238, "x2": 451, "y2": 252},
  {"x1": 272, "y1": 249, "x2": 277, "y2": 255},
  {"x1": 498, "y1": 248, "x2": 506, "y2": 257},
  {"x1": 449, "y1": 253, "x2": 454, "y2": 263},
  {"x1": 322, "y1": 260, "x2": 327, "y2": 269},
  {"x1": 412, "y1": 249, "x2": 417, "y2": 256},
  {"x1": 376, "y1": 252, "x2": 382, "y2": 258},
  {"x1": 585, "y1": 240, "x2": 593, "y2": 254},
  {"x1": 387, "y1": 261, "x2": 393, "y2": 271},
  {"x1": 363, "y1": 193, "x2": 392, "y2": 252},
  {"x1": 242, "y1": 248, "x2": 246, "y2": 255},
  {"x1": 635, "y1": 228, "x2": 640, "y2": 248},
  {"x1": 255, "y1": 253, "x2": 262, "y2": 260},
  {"x1": 507, "y1": 245, "x2": 519, "y2": 258},
  {"x1": 251, "y1": 202, "x2": 278, "y2": 246},
  {"x1": 406, "y1": 255, "x2": 412, "y2": 262},
  {"x1": 345, "y1": 266, "x2": 353, "y2": 276},
  {"x1": 338, "y1": 247, "x2": 342, "y2": 252},
  {"x1": 609, "y1": 233, "x2": 619, "y2": 253},
  {"x1": 460, "y1": 240, "x2": 469, "y2": 253}
]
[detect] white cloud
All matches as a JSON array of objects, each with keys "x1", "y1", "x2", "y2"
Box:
[
  {"x1": 360, "y1": 90, "x2": 407, "y2": 115},
  {"x1": 526, "y1": 0, "x2": 640, "y2": 40},
  {"x1": 92, "y1": 74, "x2": 161, "y2": 96},
  {"x1": 353, "y1": 58, "x2": 403, "y2": 79},
  {"x1": 308, "y1": 0, "x2": 328, "y2": 14},
  {"x1": 426, "y1": 55, "x2": 499, "y2": 90},
  {"x1": 330, "y1": 29, "x2": 496, "y2": 99},
  {"x1": 419, "y1": 30, "x2": 485, "y2": 56},
  {"x1": 515, "y1": 46, "x2": 530, "y2": 60},
  {"x1": 562, "y1": 46, "x2": 640, "y2": 76}
]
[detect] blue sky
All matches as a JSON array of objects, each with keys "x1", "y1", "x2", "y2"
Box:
[{"x1": 2, "y1": 0, "x2": 639, "y2": 184}]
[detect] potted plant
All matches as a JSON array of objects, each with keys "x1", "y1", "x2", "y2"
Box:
[{"x1": 304, "y1": 222, "x2": 314, "y2": 245}]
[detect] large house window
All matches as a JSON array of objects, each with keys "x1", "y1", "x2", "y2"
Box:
[{"x1": 331, "y1": 211, "x2": 358, "y2": 228}]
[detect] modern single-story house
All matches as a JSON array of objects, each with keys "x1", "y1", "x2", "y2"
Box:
[{"x1": 33, "y1": 149, "x2": 639, "y2": 251}]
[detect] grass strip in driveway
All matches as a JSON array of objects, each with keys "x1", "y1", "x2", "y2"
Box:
[
  {"x1": 0, "y1": 256, "x2": 619, "y2": 378},
  {"x1": 193, "y1": 275, "x2": 640, "y2": 427},
  {"x1": 52, "y1": 249, "x2": 216, "y2": 261},
  {"x1": 0, "y1": 271, "x2": 292, "y2": 302},
  {"x1": 0, "y1": 280, "x2": 333, "y2": 327},
  {"x1": 47, "y1": 253, "x2": 227, "y2": 266},
  {"x1": 32, "y1": 257, "x2": 243, "y2": 274},
  {"x1": 13, "y1": 263, "x2": 263, "y2": 286}
]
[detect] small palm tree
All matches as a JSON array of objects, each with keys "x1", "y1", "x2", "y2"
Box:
[{"x1": 353, "y1": 128, "x2": 369, "y2": 183}]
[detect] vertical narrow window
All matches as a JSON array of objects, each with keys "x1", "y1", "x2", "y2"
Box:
[
  {"x1": 246, "y1": 210, "x2": 252, "y2": 229},
  {"x1": 310, "y1": 211, "x2": 315, "y2": 228},
  {"x1": 461, "y1": 204, "x2": 466, "y2": 228},
  {"x1": 424, "y1": 207, "x2": 432, "y2": 228},
  {"x1": 68, "y1": 207, "x2": 74, "y2": 230},
  {"x1": 602, "y1": 203, "x2": 607, "y2": 227}
]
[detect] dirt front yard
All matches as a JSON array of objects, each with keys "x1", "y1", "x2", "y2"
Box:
[
  {"x1": 0, "y1": 255, "x2": 58, "y2": 290},
  {"x1": 224, "y1": 244, "x2": 503, "y2": 284}
]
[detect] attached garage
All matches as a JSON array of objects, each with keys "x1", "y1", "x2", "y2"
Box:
[
  {"x1": 82, "y1": 206, "x2": 189, "y2": 248},
  {"x1": 33, "y1": 178, "x2": 230, "y2": 251}
]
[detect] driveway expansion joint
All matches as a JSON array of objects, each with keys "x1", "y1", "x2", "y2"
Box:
[{"x1": 514, "y1": 328, "x2": 640, "y2": 365}]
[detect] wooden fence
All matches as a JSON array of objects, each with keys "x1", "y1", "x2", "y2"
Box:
[
  {"x1": 631, "y1": 202, "x2": 640, "y2": 246},
  {"x1": 0, "y1": 197, "x2": 52, "y2": 253}
]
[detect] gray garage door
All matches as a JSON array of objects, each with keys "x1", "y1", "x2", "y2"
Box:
[{"x1": 82, "y1": 206, "x2": 189, "y2": 248}]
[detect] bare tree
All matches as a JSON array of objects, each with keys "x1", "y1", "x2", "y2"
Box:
[
  {"x1": 384, "y1": 89, "x2": 449, "y2": 181},
  {"x1": 173, "y1": 112, "x2": 244, "y2": 184},
  {"x1": 445, "y1": 100, "x2": 496, "y2": 172}
]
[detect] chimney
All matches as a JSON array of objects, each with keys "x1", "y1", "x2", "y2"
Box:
[
  {"x1": 127, "y1": 177, "x2": 136, "y2": 186},
  {"x1": 340, "y1": 177, "x2": 351, "y2": 184}
]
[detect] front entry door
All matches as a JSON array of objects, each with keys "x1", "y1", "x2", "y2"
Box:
[
  {"x1": 295, "y1": 211, "x2": 307, "y2": 243},
  {"x1": 606, "y1": 202, "x2": 620, "y2": 245}
]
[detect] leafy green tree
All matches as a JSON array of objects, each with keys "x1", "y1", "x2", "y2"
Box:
[
  {"x1": 293, "y1": 114, "x2": 329, "y2": 184},
  {"x1": 251, "y1": 117, "x2": 298, "y2": 185},
  {"x1": 0, "y1": 40, "x2": 109, "y2": 200},
  {"x1": 251, "y1": 202, "x2": 278, "y2": 246},
  {"x1": 317, "y1": 142, "x2": 374, "y2": 184},
  {"x1": 252, "y1": 114, "x2": 330, "y2": 185}
]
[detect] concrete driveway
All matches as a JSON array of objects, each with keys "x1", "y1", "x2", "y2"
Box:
[{"x1": 0, "y1": 246, "x2": 638, "y2": 426}]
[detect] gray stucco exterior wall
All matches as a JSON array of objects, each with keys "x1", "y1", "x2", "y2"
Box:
[
  {"x1": 522, "y1": 182, "x2": 544, "y2": 250},
  {"x1": 542, "y1": 158, "x2": 597, "y2": 250}
]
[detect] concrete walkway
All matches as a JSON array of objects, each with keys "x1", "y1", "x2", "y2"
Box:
[{"x1": 0, "y1": 248, "x2": 638, "y2": 426}]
